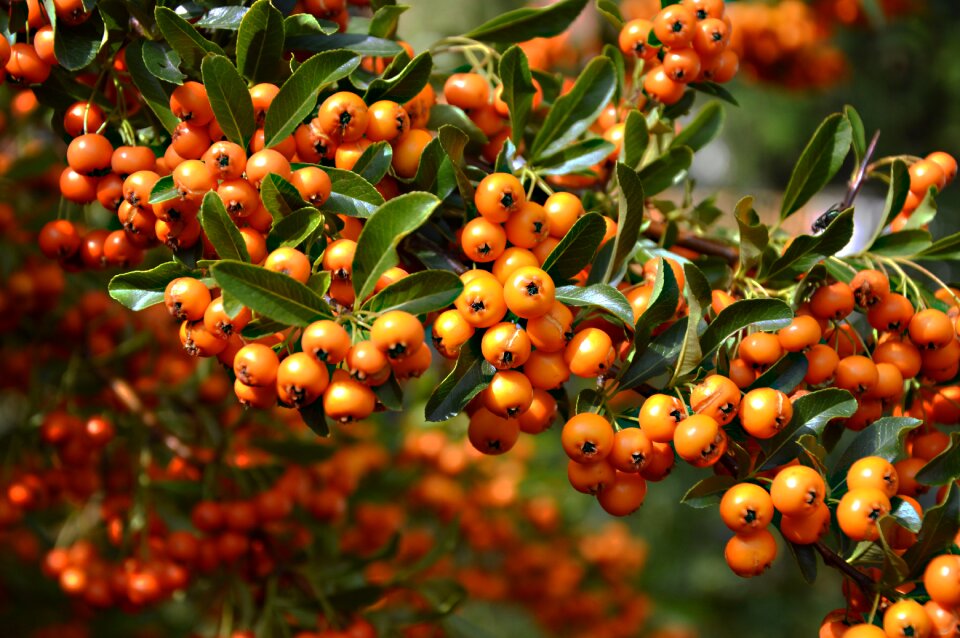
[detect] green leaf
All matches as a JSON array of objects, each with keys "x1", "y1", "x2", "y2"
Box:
[
  {"x1": 672, "y1": 101, "x2": 724, "y2": 152},
  {"x1": 533, "y1": 139, "x2": 615, "y2": 176},
  {"x1": 623, "y1": 110, "x2": 648, "y2": 169},
  {"x1": 734, "y1": 196, "x2": 769, "y2": 272},
  {"x1": 462, "y1": 0, "x2": 588, "y2": 43},
  {"x1": 263, "y1": 50, "x2": 361, "y2": 149},
  {"x1": 780, "y1": 113, "x2": 853, "y2": 220},
  {"x1": 604, "y1": 44, "x2": 625, "y2": 106},
  {"x1": 211, "y1": 260, "x2": 332, "y2": 327},
  {"x1": 637, "y1": 146, "x2": 693, "y2": 197},
  {"x1": 784, "y1": 539, "x2": 818, "y2": 585},
  {"x1": 619, "y1": 318, "x2": 687, "y2": 389},
  {"x1": 284, "y1": 14, "x2": 339, "y2": 38},
  {"x1": 54, "y1": 11, "x2": 105, "y2": 71},
  {"x1": 108, "y1": 262, "x2": 199, "y2": 311},
  {"x1": 607, "y1": 163, "x2": 645, "y2": 282},
  {"x1": 250, "y1": 438, "x2": 334, "y2": 464},
  {"x1": 688, "y1": 81, "x2": 738, "y2": 106},
  {"x1": 324, "y1": 167, "x2": 385, "y2": 218},
  {"x1": 363, "y1": 270, "x2": 463, "y2": 315},
  {"x1": 530, "y1": 56, "x2": 616, "y2": 159},
  {"x1": 149, "y1": 175, "x2": 179, "y2": 204},
  {"x1": 142, "y1": 41, "x2": 185, "y2": 85},
  {"x1": 352, "y1": 192, "x2": 442, "y2": 302},
  {"x1": 877, "y1": 160, "x2": 911, "y2": 231},
  {"x1": 670, "y1": 263, "x2": 708, "y2": 381},
  {"x1": 844, "y1": 105, "x2": 867, "y2": 166},
  {"x1": 869, "y1": 230, "x2": 932, "y2": 257},
  {"x1": 915, "y1": 230, "x2": 960, "y2": 262},
  {"x1": 917, "y1": 431, "x2": 960, "y2": 486},
  {"x1": 195, "y1": 6, "x2": 248, "y2": 30},
  {"x1": 364, "y1": 51, "x2": 432, "y2": 103},
  {"x1": 425, "y1": 337, "x2": 495, "y2": 422},
  {"x1": 760, "y1": 209, "x2": 854, "y2": 285},
  {"x1": 285, "y1": 33, "x2": 402, "y2": 56},
  {"x1": 368, "y1": 4, "x2": 408, "y2": 39},
  {"x1": 681, "y1": 475, "x2": 736, "y2": 508},
  {"x1": 126, "y1": 40, "x2": 180, "y2": 134},
  {"x1": 236, "y1": 0, "x2": 285, "y2": 83},
  {"x1": 890, "y1": 496, "x2": 923, "y2": 533},
  {"x1": 595, "y1": 0, "x2": 623, "y2": 28},
  {"x1": 758, "y1": 389, "x2": 858, "y2": 471},
  {"x1": 266, "y1": 207, "x2": 324, "y2": 251},
  {"x1": 427, "y1": 104, "x2": 488, "y2": 145},
  {"x1": 351, "y1": 141, "x2": 392, "y2": 185},
  {"x1": 747, "y1": 351, "x2": 808, "y2": 394},
  {"x1": 299, "y1": 399, "x2": 329, "y2": 437},
  {"x1": 199, "y1": 191, "x2": 249, "y2": 262},
  {"x1": 242, "y1": 317, "x2": 289, "y2": 340},
  {"x1": 541, "y1": 213, "x2": 606, "y2": 282},
  {"x1": 201, "y1": 55, "x2": 256, "y2": 148},
  {"x1": 903, "y1": 485, "x2": 960, "y2": 579},
  {"x1": 260, "y1": 173, "x2": 308, "y2": 220},
  {"x1": 499, "y1": 45, "x2": 537, "y2": 146},
  {"x1": 629, "y1": 256, "x2": 680, "y2": 355},
  {"x1": 417, "y1": 579, "x2": 467, "y2": 615},
  {"x1": 554, "y1": 284, "x2": 634, "y2": 328},
  {"x1": 155, "y1": 7, "x2": 225, "y2": 73},
  {"x1": 700, "y1": 299, "x2": 793, "y2": 360},
  {"x1": 412, "y1": 125, "x2": 468, "y2": 200},
  {"x1": 831, "y1": 417, "x2": 923, "y2": 485},
  {"x1": 902, "y1": 188, "x2": 938, "y2": 232}
]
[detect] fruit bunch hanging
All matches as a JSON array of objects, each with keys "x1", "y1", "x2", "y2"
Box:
[{"x1": 3, "y1": 0, "x2": 960, "y2": 635}]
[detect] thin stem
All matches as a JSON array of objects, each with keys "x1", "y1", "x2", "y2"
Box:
[
  {"x1": 894, "y1": 257, "x2": 960, "y2": 305},
  {"x1": 841, "y1": 131, "x2": 881, "y2": 210}
]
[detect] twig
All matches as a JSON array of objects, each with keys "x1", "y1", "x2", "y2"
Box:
[
  {"x1": 643, "y1": 219, "x2": 739, "y2": 265},
  {"x1": 107, "y1": 377, "x2": 194, "y2": 460},
  {"x1": 842, "y1": 131, "x2": 882, "y2": 210},
  {"x1": 814, "y1": 541, "x2": 874, "y2": 594}
]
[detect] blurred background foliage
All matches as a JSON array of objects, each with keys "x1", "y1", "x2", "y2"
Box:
[{"x1": 398, "y1": 1, "x2": 960, "y2": 636}]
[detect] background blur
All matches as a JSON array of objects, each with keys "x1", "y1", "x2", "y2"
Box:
[{"x1": 400, "y1": 1, "x2": 960, "y2": 636}]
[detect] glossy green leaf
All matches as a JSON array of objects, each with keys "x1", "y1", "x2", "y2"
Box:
[
  {"x1": 780, "y1": 113, "x2": 853, "y2": 220},
  {"x1": 869, "y1": 230, "x2": 932, "y2": 257},
  {"x1": 199, "y1": 191, "x2": 249, "y2": 262},
  {"x1": 195, "y1": 6, "x2": 248, "y2": 30},
  {"x1": 363, "y1": 270, "x2": 463, "y2": 315},
  {"x1": 54, "y1": 11, "x2": 105, "y2": 71},
  {"x1": 629, "y1": 256, "x2": 680, "y2": 356},
  {"x1": 126, "y1": 40, "x2": 180, "y2": 134},
  {"x1": 688, "y1": 81, "x2": 738, "y2": 106},
  {"x1": 903, "y1": 485, "x2": 960, "y2": 579},
  {"x1": 831, "y1": 417, "x2": 922, "y2": 484},
  {"x1": 758, "y1": 389, "x2": 858, "y2": 471},
  {"x1": 108, "y1": 262, "x2": 199, "y2": 311},
  {"x1": 364, "y1": 51, "x2": 432, "y2": 103},
  {"x1": 212, "y1": 260, "x2": 332, "y2": 327},
  {"x1": 323, "y1": 167, "x2": 385, "y2": 218},
  {"x1": 670, "y1": 263, "x2": 709, "y2": 381},
  {"x1": 596, "y1": 0, "x2": 624, "y2": 28},
  {"x1": 554, "y1": 284, "x2": 634, "y2": 328},
  {"x1": 637, "y1": 146, "x2": 693, "y2": 196},
  {"x1": 266, "y1": 207, "x2": 324, "y2": 251},
  {"x1": 701, "y1": 299, "x2": 793, "y2": 359},
  {"x1": 285, "y1": 33, "x2": 403, "y2": 56},
  {"x1": 672, "y1": 102, "x2": 724, "y2": 152},
  {"x1": 533, "y1": 139, "x2": 615, "y2": 176},
  {"x1": 917, "y1": 431, "x2": 960, "y2": 486},
  {"x1": 680, "y1": 475, "x2": 736, "y2": 508},
  {"x1": 760, "y1": 209, "x2": 854, "y2": 285},
  {"x1": 747, "y1": 352, "x2": 808, "y2": 394},
  {"x1": 844, "y1": 104, "x2": 867, "y2": 166},
  {"x1": 201, "y1": 55, "x2": 256, "y2": 148},
  {"x1": 426, "y1": 104, "x2": 488, "y2": 145},
  {"x1": 499, "y1": 45, "x2": 536, "y2": 146},
  {"x1": 784, "y1": 539, "x2": 818, "y2": 585},
  {"x1": 155, "y1": 7, "x2": 224, "y2": 73},
  {"x1": 425, "y1": 337, "x2": 495, "y2": 422},
  {"x1": 623, "y1": 110, "x2": 648, "y2": 169},
  {"x1": 915, "y1": 230, "x2": 960, "y2": 262},
  {"x1": 352, "y1": 192, "x2": 442, "y2": 302},
  {"x1": 413, "y1": 125, "x2": 468, "y2": 200},
  {"x1": 149, "y1": 175, "x2": 179, "y2": 204},
  {"x1": 236, "y1": 0, "x2": 285, "y2": 83},
  {"x1": 462, "y1": 0, "x2": 588, "y2": 43},
  {"x1": 619, "y1": 317, "x2": 687, "y2": 389},
  {"x1": 263, "y1": 50, "x2": 361, "y2": 149},
  {"x1": 351, "y1": 141, "x2": 392, "y2": 185},
  {"x1": 284, "y1": 14, "x2": 339, "y2": 38},
  {"x1": 607, "y1": 162, "x2": 645, "y2": 281},
  {"x1": 541, "y1": 213, "x2": 606, "y2": 282},
  {"x1": 735, "y1": 196, "x2": 768, "y2": 271},
  {"x1": 369, "y1": 4, "x2": 408, "y2": 38},
  {"x1": 142, "y1": 41, "x2": 185, "y2": 85},
  {"x1": 260, "y1": 173, "x2": 308, "y2": 220},
  {"x1": 530, "y1": 56, "x2": 616, "y2": 159}
]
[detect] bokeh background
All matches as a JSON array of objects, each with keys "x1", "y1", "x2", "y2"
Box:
[{"x1": 397, "y1": 1, "x2": 960, "y2": 636}]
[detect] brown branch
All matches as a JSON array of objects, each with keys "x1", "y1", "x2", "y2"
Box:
[
  {"x1": 643, "y1": 220, "x2": 740, "y2": 265},
  {"x1": 842, "y1": 130, "x2": 882, "y2": 210},
  {"x1": 107, "y1": 377, "x2": 194, "y2": 460},
  {"x1": 814, "y1": 541, "x2": 875, "y2": 594}
]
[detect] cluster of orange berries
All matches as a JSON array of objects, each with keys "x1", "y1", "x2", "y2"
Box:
[
  {"x1": 725, "y1": 1, "x2": 847, "y2": 89},
  {"x1": 618, "y1": 0, "x2": 738, "y2": 105},
  {"x1": 0, "y1": 0, "x2": 62, "y2": 87},
  {"x1": 890, "y1": 151, "x2": 958, "y2": 231},
  {"x1": 39, "y1": 75, "x2": 437, "y2": 270}
]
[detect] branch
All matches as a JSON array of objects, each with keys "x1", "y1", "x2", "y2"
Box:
[
  {"x1": 107, "y1": 377, "x2": 194, "y2": 460},
  {"x1": 814, "y1": 541, "x2": 875, "y2": 594},
  {"x1": 643, "y1": 220, "x2": 739, "y2": 265},
  {"x1": 841, "y1": 130, "x2": 882, "y2": 210}
]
